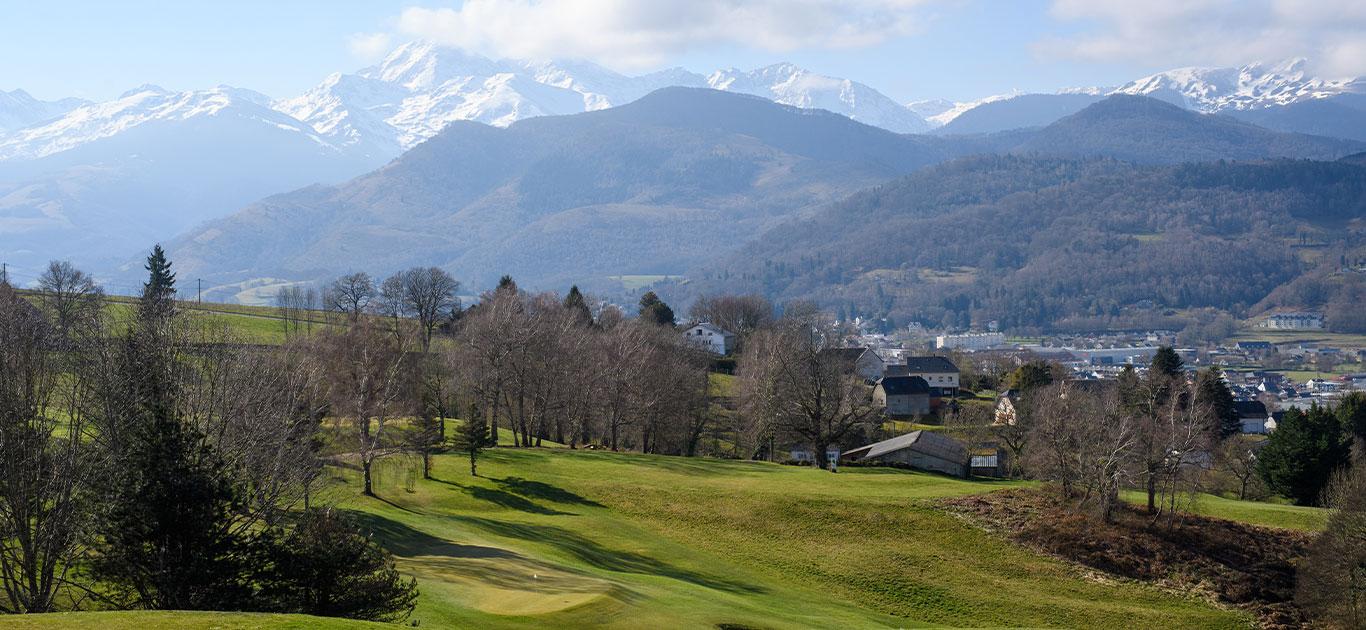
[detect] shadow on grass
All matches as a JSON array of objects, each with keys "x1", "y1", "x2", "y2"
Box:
[
  {"x1": 451, "y1": 515, "x2": 766, "y2": 595},
  {"x1": 431, "y1": 477, "x2": 574, "y2": 516},
  {"x1": 346, "y1": 510, "x2": 520, "y2": 560},
  {"x1": 347, "y1": 511, "x2": 643, "y2": 601},
  {"x1": 495, "y1": 477, "x2": 604, "y2": 508}
]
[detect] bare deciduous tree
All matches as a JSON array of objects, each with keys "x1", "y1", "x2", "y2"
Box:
[
  {"x1": 737, "y1": 313, "x2": 877, "y2": 471},
  {"x1": 315, "y1": 322, "x2": 408, "y2": 496},
  {"x1": 398, "y1": 267, "x2": 460, "y2": 353},
  {"x1": 36, "y1": 260, "x2": 104, "y2": 344},
  {"x1": 0, "y1": 283, "x2": 94, "y2": 612},
  {"x1": 688, "y1": 294, "x2": 774, "y2": 340},
  {"x1": 325, "y1": 272, "x2": 377, "y2": 320}
]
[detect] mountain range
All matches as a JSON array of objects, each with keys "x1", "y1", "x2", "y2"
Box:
[
  {"x1": 159, "y1": 89, "x2": 1362, "y2": 305},
  {"x1": 1, "y1": 41, "x2": 1363, "y2": 302}
]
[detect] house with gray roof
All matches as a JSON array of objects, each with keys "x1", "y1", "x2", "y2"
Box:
[{"x1": 873, "y1": 375, "x2": 931, "y2": 417}]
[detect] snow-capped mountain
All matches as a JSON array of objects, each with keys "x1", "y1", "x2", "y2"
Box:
[
  {"x1": 0, "y1": 84, "x2": 337, "y2": 162},
  {"x1": 1112, "y1": 59, "x2": 1360, "y2": 111},
  {"x1": 0, "y1": 85, "x2": 378, "y2": 280},
  {"x1": 908, "y1": 92, "x2": 1021, "y2": 127},
  {"x1": 276, "y1": 41, "x2": 927, "y2": 156},
  {"x1": 707, "y1": 63, "x2": 929, "y2": 133},
  {"x1": 0, "y1": 89, "x2": 88, "y2": 134}
]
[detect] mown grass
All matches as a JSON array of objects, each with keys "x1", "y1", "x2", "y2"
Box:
[
  {"x1": 309, "y1": 448, "x2": 1250, "y2": 629},
  {"x1": 2, "y1": 448, "x2": 1271, "y2": 629},
  {"x1": 1120, "y1": 490, "x2": 1329, "y2": 531}
]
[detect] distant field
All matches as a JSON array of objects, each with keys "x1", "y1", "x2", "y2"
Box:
[
  {"x1": 18, "y1": 290, "x2": 339, "y2": 345},
  {"x1": 1231, "y1": 328, "x2": 1366, "y2": 347},
  {"x1": 607, "y1": 275, "x2": 682, "y2": 290},
  {"x1": 1120, "y1": 491, "x2": 1329, "y2": 531}
]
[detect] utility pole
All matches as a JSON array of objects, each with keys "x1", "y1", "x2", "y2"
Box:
[
  {"x1": 197, "y1": 278, "x2": 202, "y2": 304},
  {"x1": 1, "y1": 262, "x2": 6, "y2": 285}
]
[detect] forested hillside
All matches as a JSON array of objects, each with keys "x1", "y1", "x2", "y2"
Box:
[
  {"x1": 160, "y1": 90, "x2": 1362, "y2": 302},
  {"x1": 697, "y1": 156, "x2": 1366, "y2": 332}
]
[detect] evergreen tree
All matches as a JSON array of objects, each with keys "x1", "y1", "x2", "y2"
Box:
[
  {"x1": 1150, "y1": 346, "x2": 1184, "y2": 378},
  {"x1": 261, "y1": 510, "x2": 417, "y2": 622},
  {"x1": 139, "y1": 244, "x2": 177, "y2": 324},
  {"x1": 496, "y1": 275, "x2": 518, "y2": 294},
  {"x1": 1257, "y1": 405, "x2": 1353, "y2": 505},
  {"x1": 1196, "y1": 366, "x2": 1240, "y2": 439},
  {"x1": 1009, "y1": 360, "x2": 1055, "y2": 392},
  {"x1": 91, "y1": 413, "x2": 252, "y2": 610},
  {"x1": 563, "y1": 285, "x2": 592, "y2": 325},
  {"x1": 1337, "y1": 391, "x2": 1366, "y2": 447},
  {"x1": 637, "y1": 291, "x2": 675, "y2": 326},
  {"x1": 452, "y1": 404, "x2": 491, "y2": 476}
]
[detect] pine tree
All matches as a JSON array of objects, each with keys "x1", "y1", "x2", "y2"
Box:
[
  {"x1": 1150, "y1": 346, "x2": 1184, "y2": 377},
  {"x1": 1257, "y1": 406, "x2": 1353, "y2": 505},
  {"x1": 139, "y1": 244, "x2": 177, "y2": 324},
  {"x1": 92, "y1": 413, "x2": 252, "y2": 610},
  {"x1": 563, "y1": 285, "x2": 591, "y2": 325},
  {"x1": 452, "y1": 404, "x2": 491, "y2": 476},
  {"x1": 1196, "y1": 366, "x2": 1240, "y2": 439},
  {"x1": 496, "y1": 275, "x2": 518, "y2": 294},
  {"x1": 638, "y1": 291, "x2": 675, "y2": 326}
]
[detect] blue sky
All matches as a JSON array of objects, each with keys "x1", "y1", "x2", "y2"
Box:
[{"x1": 5, "y1": 0, "x2": 1362, "y2": 103}]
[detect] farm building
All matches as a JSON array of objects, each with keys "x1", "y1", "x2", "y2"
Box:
[
  {"x1": 840, "y1": 431, "x2": 969, "y2": 477},
  {"x1": 873, "y1": 375, "x2": 931, "y2": 416}
]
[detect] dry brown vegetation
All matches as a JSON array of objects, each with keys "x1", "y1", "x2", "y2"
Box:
[{"x1": 943, "y1": 488, "x2": 1314, "y2": 628}]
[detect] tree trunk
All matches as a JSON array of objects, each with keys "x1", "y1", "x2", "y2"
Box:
[
  {"x1": 1146, "y1": 474, "x2": 1157, "y2": 514},
  {"x1": 469, "y1": 451, "x2": 477, "y2": 477},
  {"x1": 362, "y1": 458, "x2": 374, "y2": 496},
  {"x1": 422, "y1": 451, "x2": 432, "y2": 479}
]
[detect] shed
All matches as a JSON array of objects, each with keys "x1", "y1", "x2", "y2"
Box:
[{"x1": 841, "y1": 431, "x2": 969, "y2": 477}]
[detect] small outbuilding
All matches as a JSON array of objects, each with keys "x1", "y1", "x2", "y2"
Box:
[{"x1": 840, "y1": 431, "x2": 969, "y2": 477}]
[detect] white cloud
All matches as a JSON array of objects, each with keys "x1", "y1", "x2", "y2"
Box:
[
  {"x1": 348, "y1": 32, "x2": 394, "y2": 62},
  {"x1": 1039, "y1": 0, "x2": 1366, "y2": 77},
  {"x1": 389, "y1": 0, "x2": 936, "y2": 70}
]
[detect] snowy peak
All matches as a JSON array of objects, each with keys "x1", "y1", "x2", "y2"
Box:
[
  {"x1": 707, "y1": 63, "x2": 929, "y2": 133},
  {"x1": 0, "y1": 85, "x2": 331, "y2": 161},
  {"x1": 0, "y1": 89, "x2": 89, "y2": 133},
  {"x1": 1112, "y1": 59, "x2": 1360, "y2": 111},
  {"x1": 280, "y1": 42, "x2": 925, "y2": 157}
]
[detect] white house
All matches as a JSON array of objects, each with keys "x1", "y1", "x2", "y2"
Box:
[
  {"x1": 904, "y1": 356, "x2": 961, "y2": 398},
  {"x1": 681, "y1": 322, "x2": 736, "y2": 355}
]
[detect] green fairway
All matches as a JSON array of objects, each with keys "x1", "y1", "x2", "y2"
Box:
[
  {"x1": 1121, "y1": 490, "x2": 1329, "y2": 531},
  {"x1": 307, "y1": 448, "x2": 1249, "y2": 629}
]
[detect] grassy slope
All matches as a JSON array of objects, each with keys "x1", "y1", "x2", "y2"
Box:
[
  {"x1": 1120, "y1": 490, "x2": 1329, "y2": 531},
  {"x1": 0, "y1": 449, "x2": 1264, "y2": 629},
  {"x1": 315, "y1": 448, "x2": 1247, "y2": 629}
]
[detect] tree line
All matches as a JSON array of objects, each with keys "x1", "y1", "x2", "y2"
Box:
[{"x1": 0, "y1": 251, "x2": 415, "y2": 620}]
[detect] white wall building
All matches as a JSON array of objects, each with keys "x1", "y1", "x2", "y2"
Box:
[
  {"x1": 935, "y1": 332, "x2": 1006, "y2": 351},
  {"x1": 681, "y1": 322, "x2": 736, "y2": 355}
]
